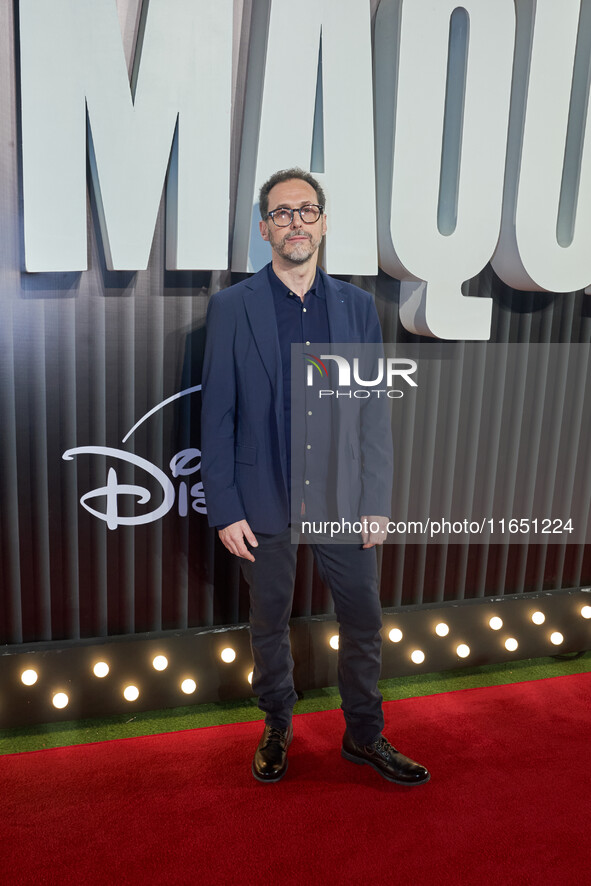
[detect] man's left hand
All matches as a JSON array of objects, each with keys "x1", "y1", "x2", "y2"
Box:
[{"x1": 360, "y1": 516, "x2": 389, "y2": 549}]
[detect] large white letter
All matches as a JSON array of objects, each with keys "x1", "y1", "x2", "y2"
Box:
[
  {"x1": 19, "y1": 0, "x2": 232, "y2": 271},
  {"x1": 375, "y1": 0, "x2": 515, "y2": 340},
  {"x1": 492, "y1": 0, "x2": 591, "y2": 293},
  {"x1": 232, "y1": 0, "x2": 377, "y2": 274}
]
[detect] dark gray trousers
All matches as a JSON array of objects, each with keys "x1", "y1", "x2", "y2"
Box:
[{"x1": 240, "y1": 528, "x2": 384, "y2": 745}]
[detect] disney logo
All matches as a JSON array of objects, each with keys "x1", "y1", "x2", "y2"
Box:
[{"x1": 62, "y1": 386, "x2": 206, "y2": 530}]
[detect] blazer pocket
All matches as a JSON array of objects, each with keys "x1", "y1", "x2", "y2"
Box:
[{"x1": 235, "y1": 443, "x2": 257, "y2": 465}]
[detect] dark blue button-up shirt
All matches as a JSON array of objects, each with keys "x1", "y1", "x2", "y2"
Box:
[{"x1": 268, "y1": 264, "x2": 332, "y2": 519}]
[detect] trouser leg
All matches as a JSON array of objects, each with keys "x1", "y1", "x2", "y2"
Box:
[
  {"x1": 311, "y1": 543, "x2": 384, "y2": 745},
  {"x1": 240, "y1": 528, "x2": 298, "y2": 730}
]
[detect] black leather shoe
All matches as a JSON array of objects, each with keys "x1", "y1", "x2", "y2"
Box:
[
  {"x1": 252, "y1": 723, "x2": 293, "y2": 783},
  {"x1": 341, "y1": 730, "x2": 430, "y2": 785}
]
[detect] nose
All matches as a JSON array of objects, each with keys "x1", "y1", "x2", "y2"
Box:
[{"x1": 290, "y1": 210, "x2": 303, "y2": 228}]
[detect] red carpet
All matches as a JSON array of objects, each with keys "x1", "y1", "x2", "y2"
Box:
[{"x1": 2, "y1": 674, "x2": 590, "y2": 886}]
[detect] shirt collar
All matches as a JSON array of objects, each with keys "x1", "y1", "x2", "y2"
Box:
[{"x1": 267, "y1": 263, "x2": 324, "y2": 300}]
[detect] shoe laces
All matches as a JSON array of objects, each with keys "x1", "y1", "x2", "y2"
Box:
[
  {"x1": 265, "y1": 726, "x2": 287, "y2": 746},
  {"x1": 373, "y1": 735, "x2": 397, "y2": 756}
]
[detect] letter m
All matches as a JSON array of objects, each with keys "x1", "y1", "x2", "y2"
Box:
[{"x1": 19, "y1": 0, "x2": 232, "y2": 271}]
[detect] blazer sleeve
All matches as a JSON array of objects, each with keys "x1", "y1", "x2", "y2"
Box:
[{"x1": 200, "y1": 293, "x2": 247, "y2": 529}]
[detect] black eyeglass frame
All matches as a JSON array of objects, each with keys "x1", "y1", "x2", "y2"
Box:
[{"x1": 266, "y1": 204, "x2": 324, "y2": 227}]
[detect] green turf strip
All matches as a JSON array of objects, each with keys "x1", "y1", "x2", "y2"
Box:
[{"x1": 1, "y1": 651, "x2": 590, "y2": 756}]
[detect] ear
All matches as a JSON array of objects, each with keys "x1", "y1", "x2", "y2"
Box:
[
  {"x1": 321, "y1": 212, "x2": 327, "y2": 237},
  {"x1": 259, "y1": 219, "x2": 270, "y2": 241}
]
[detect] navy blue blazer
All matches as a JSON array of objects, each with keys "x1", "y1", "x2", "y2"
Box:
[{"x1": 201, "y1": 264, "x2": 393, "y2": 534}]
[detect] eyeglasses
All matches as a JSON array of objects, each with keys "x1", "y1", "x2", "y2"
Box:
[{"x1": 266, "y1": 204, "x2": 324, "y2": 227}]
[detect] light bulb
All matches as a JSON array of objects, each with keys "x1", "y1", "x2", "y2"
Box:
[
  {"x1": 52, "y1": 692, "x2": 69, "y2": 709},
  {"x1": 504, "y1": 638, "x2": 518, "y2": 652},
  {"x1": 152, "y1": 655, "x2": 168, "y2": 671},
  {"x1": 21, "y1": 669, "x2": 38, "y2": 686},
  {"x1": 220, "y1": 647, "x2": 236, "y2": 663},
  {"x1": 181, "y1": 679, "x2": 197, "y2": 695},
  {"x1": 123, "y1": 685, "x2": 139, "y2": 701},
  {"x1": 329, "y1": 635, "x2": 339, "y2": 650},
  {"x1": 435, "y1": 623, "x2": 449, "y2": 637},
  {"x1": 411, "y1": 650, "x2": 425, "y2": 664},
  {"x1": 93, "y1": 662, "x2": 109, "y2": 678},
  {"x1": 456, "y1": 644, "x2": 470, "y2": 658},
  {"x1": 489, "y1": 617, "x2": 503, "y2": 631},
  {"x1": 388, "y1": 628, "x2": 403, "y2": 643},
  {"x1": 531, "y1": 611, "x2": 545, "y2": 625}
]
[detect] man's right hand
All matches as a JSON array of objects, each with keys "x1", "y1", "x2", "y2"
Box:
[{"x1": 218, "y1": 520, "x2": 258, "y2": 561}]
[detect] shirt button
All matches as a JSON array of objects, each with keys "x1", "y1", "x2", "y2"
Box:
[
  {"x1": 305, "y1": 341, "x2": 311, "y2": 346},
  {"x1": 302, "y1": 307, "x2": 307, "y2": 312},
  {"x1": 307, "y1": 410, "x2": 312, "y2": 416},
  {"x1": 306, "y1": 444, "x2": 311, "y2": 450},
  {"x1": 305, "y1": 479, "x2": 310, "y2": 485}
]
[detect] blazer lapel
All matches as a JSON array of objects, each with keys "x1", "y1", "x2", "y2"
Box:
[
  {"x1": 242, "y1": 269, "x2": 285, "y2": 456},
  {"x1": 322, "y1": 270, "x2": 350, "y2": 342},
  {"x1": 243, "y1": 268, "x2": 281, "y2": 385}
]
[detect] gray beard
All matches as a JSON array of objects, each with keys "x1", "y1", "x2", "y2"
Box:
[
  {"x1": 278, "y1": 234, "x2": 318, "y2": 264},
  {"x1": 283, "y1": 245, "x2": 312, "y2": 263}
]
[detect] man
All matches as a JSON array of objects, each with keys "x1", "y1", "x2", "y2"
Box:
[{"x1": 201, "y1": 168, "x2": 429, "y2": 786}]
